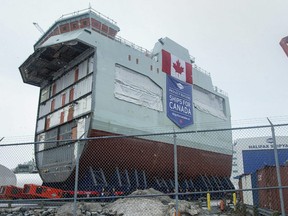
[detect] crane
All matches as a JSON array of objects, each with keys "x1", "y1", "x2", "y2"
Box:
[
  {"x1": 280, "y1": 36, "x2": 288, "y2": 57},
  {"x1": 33, "y1": 22, "x2": 45, "y2": 35}
]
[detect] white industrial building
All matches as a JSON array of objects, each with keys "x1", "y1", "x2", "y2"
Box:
[{"x1": 231, "y1": 136, "x2": 288, "y2": 188}]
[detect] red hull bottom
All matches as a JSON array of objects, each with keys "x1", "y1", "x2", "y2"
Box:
[
  {"x1": 75, "y1": 130, "x2": 232, "y2": 183},
  {"x1": 43, "y1": 129, "x2": 232, "y2": 191}
]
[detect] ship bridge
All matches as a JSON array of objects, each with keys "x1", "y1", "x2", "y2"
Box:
[
  {"x1": 34, "y1": 8, "x2": 119, "y2": 49},
  {"x1": 19, "y1": 8, "x2": 120, "y2": 87}
]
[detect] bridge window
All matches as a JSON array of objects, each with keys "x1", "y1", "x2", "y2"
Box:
[
  {"x1": 60, "y1": 23, "x2": 70, "y2": 33},
  {"x1": 92, "y1": 19, "x2": 101, "y2": 30},
  {"x1": 108, "y1": 28, "x2": 117, "y2": 37},
  {"x1": 80, "y1": 18, "x2": 90, "y2": 28},
  {"x1": 101, "y1": 24, "x2": 108, "y2": 33},
  {"x1": 70, "y1": 21, "x2": 79, "y2": 30}
]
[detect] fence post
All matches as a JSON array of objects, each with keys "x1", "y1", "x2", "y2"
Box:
[
  {"x1": 267, "y1": 118, "x2": 285, "y2": 216},
  {"x1": 207, "y1": 192, "x2": 211, "y2": 211},
  {"x1": 173, "y1": 131, "x2": 179, "y2": 216},
  {"x1": 233, "y1": 192, "x2": 237, "y2": 211},
  {"x1": 73, "y1": 140, "x2": 80, "y2": 216}
]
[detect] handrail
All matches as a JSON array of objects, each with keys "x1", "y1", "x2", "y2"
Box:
[
  {"x1": 35, "y1": 7, "x2": 200, "y2": 60},
  {"x1": 59, "y1": 7, "x2": 117, "y2": 25},
  {"x1": 214, "y1": 86, "x2": 228, "y2": 96},
  {"x1": 193, "y1": 64, "x2": 210, "y2": 77},
  {"x1": 192, "y1": 64, "x2": 228, "y2": 96},
  {"x1": 114, "y1": 35, "x2": 152, "y2": 56}
]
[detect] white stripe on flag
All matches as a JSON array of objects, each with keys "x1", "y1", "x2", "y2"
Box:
[{"x1": 171, "y1": 54, "x2": 186, "y2": 83}]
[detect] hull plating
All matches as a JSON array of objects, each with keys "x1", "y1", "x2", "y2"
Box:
[{"x1": 45, "y1": 129, "x2": 232, "y2": 189}]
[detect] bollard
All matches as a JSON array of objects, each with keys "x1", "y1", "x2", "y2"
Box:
[
  {"x1": 233, "y1": 192, "x2": 237, "y2": 211},
  {"x1": 207, "y1": 192, "x2": 211, "y2": 211}
]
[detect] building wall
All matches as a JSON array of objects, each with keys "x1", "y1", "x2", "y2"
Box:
[{"x1": 231, "y1": 136, "x2": 288, "y2": 188}]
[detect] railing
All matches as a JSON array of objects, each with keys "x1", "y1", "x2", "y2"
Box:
[
  {"x1": 193, "y1": 64, "x2": 211, "y2": 77},
  {"x1": 192, "y1": 64, "x2": 228, "y2": 97},
  {"x1": 214, "y1": 86, "x2": 228, "y2": 97},
  {"x1": 58, "y1": 7, "x2": 117, "y2": 25},
  {"x1": 35, "y1": 7, "x2": 198, "y2": 63},
  {"x1": 114, "y1": 35, "x2": 152, "y2": 56}
]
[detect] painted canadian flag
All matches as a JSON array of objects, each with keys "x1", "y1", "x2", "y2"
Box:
[{"x1": 162, "y1": 49, "x2": 193, "y2": 84}]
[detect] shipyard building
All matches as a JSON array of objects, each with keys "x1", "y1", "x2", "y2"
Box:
[{"x1": 231, "y1": 136, "x2": 288, "y2": 187}]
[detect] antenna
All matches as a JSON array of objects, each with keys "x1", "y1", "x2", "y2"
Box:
[{"x1": 33, "y1": 22, "x2": 45, "y2": 35}]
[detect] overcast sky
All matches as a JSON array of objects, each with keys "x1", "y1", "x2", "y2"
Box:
[{"x1": 0, "y1": 0, "x2": 288, "y2": 140}]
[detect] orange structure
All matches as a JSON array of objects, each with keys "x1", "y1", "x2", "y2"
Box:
[
  {"x1": 22, "y1": 184, "x2": 63, "y2": 199},
  {"x1": 0, "y1": 185, "x2": 24, "y2": 199}
]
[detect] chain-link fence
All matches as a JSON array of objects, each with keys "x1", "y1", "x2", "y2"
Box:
[{"x1": 0, "y1": 122, "x2": 288, "y2": 215}]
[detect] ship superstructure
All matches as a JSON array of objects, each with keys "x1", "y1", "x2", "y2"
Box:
[{"x1": 19, "y1": 8, "x2": 233, "y2": 190}]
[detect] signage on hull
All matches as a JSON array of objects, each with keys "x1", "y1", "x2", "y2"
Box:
[{"x1": 166, "y1": 75, "x2": 193, "y2": 128}]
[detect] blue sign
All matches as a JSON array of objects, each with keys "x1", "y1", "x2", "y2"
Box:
[{"x1": 166, "y1": 75, "x2": 193, "y2": 128}]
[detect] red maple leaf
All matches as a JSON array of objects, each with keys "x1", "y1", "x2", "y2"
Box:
[{"x1": 173, "y1": 60, "x2": 184, "y2": 74}]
